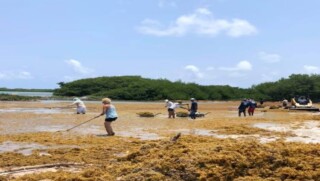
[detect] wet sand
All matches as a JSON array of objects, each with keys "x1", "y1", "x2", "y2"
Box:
[{"x1": 0, "y1": 101, "x2": 320, "y2": 180}]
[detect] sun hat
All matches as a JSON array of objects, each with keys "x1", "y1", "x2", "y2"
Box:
[
  {"x1": 165, "y1": 99, "x2": 169, "y2": 102},
  {"x1": 190, "y1": 98, "x2": 195, "y2": 101}
]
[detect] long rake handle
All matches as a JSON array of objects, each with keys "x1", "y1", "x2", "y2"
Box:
[{"x1": 65, "y1": 116, "x2": 99, "y2": 132}]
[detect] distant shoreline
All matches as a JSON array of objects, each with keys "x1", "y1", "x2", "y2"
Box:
[{"x1": 0, "y1": 91, "x2": 53, "y2": 97}]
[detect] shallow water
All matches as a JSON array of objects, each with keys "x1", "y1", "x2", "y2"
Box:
[
  {"x1": 0, "y1": 108, "x2": 67, "y2": 114},
  {"x1": 0, "y1": 141, "x2": 48, "y2": 156},
  {"x1": 253, "y1": 122, "x2": 291, "y2": 132},
  {"x1": 0, "y1": 141, "x2": 80, "y2": 156},
  {"x1": 0, "y1": 91, "x2": 53, "y2": 97},
  {"x1": 116, "y1": 128, "x2": 164, "y2": 140},
  {"x1": 253, "y1": 121, "x2": 320, "y2": 143}
]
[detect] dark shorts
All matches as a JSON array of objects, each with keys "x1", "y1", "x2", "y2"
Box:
[
  {"x1": 105, "y1": 117, "x2": 118, "y2": 122},
  {"x1": 168, "y1": 108, "x2": 174, "y2": 112}
]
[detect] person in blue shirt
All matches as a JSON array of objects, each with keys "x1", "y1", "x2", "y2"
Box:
[{"x1": 97, "y1": 97, "x2": 118, "y2": 136}]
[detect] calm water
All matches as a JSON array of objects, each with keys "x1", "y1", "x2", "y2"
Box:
[{"x1": 0, "y1": 91, "x2": 53, "y2": 97}]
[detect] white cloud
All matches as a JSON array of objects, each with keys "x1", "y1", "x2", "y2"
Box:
[
  {"x1": 0, "y1": 71, "x2": 33, "y2": 80},
  {"x1": 66, "y1": 59, "x2": 93, "y2": 74},
  {"x1": 259, "y1": 51, "x2": 281, "y2": 63},
  {"x1": 219, "y1": 60, "x2": 252, "y2": 71},
  {"x1": 137, "y1": 8, "x2": 257, "y2": 37},
  {"x1": 304, "y1": 65, "x2": 319, "y2": 74},
  {"x1": 184, "y1": 65, "x2": 204, "y2": 78}
]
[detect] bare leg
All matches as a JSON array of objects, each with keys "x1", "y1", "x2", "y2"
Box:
[
  {"x1": 104, "y1": 121, "x2": 114, "y2": 135},
  {"x1": 104, "y1": 122, "x2": 110, "y2": 135},
  {"x1": 169, "y1": 110, "x2": 174, "y2": 118}
]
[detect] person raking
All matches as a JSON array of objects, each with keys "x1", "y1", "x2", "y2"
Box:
[{"x1": 96, "y1": 98, "x2": 118, "y2": 136}]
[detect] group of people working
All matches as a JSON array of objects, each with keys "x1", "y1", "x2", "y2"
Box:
[
  {"x1": 238, "y1": 98, "x2": 257, "y2": 117},
  {"x1": 68, "y1": 97, "x2": 199, "y2": 136},
  {"x1": 164, "y1": 98, "x2": 198, "y2": 119},
  {"x1": 68, "y1": 97, "x2": 200, "y2": 136}
]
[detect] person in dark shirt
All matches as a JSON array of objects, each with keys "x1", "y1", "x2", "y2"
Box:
[
  {"x1": 189, "y1": 98, "x2": 198, "y2": 119},
  {"x1": 238, "y1": 99, "x2": 248, "y2": 117},
  {"x1": 260, "y1": 99, "x2": 264, "y2": 105}
]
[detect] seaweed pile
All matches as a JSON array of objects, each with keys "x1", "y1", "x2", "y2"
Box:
[
  {"x1": 0, "y1": 132, "x2": 319, "y2": 180},
  {"x1": 136, "y1": 112, "x2": 161, "y2": 117},
  {"x1": 176, "y1": 112, "x2": 189, "y2": 117}
]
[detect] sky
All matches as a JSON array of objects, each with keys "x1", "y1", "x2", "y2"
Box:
[{"x1": 1, "y1": 0, "x2": 320, "y2": 89}]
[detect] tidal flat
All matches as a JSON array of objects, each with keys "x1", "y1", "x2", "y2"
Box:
[{"x1": 0, "y1": 101, "x2": 320, "y2": 180}]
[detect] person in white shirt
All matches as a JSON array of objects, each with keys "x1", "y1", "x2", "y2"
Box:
[
  {"x1": 282, "y1": 98, "x2": 288, "y2": 107},
  {"x1": 70, "y1": 97, "x2": 86, "y2": 114},
  {"x1": 165, "y1": 99, "x2": 187, "y2": 118},
  {"x1": 165, "y1": 99, "x2": 174, "y2": 118}
]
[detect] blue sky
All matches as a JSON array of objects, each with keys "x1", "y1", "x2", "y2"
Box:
[{"x1": 1, "y1": 0, "x2": 320, "y2": 89}]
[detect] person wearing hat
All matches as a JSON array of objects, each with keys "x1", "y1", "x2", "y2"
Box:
[
  {"x1": 189, "y1": 98, "x2": 198, "y2": 119},
  {"x1": 97, "y1": 98, "x2": 118, "y2": 136},
  {"x1": 165, "y1": 100, "x2": 188, "y2": 118},
  {"x1": 69, "y1": 97, "x2": 86, "y2": 114},
  {"x1": 165, "y1": 99, "x2": 175, "y2": 118}
]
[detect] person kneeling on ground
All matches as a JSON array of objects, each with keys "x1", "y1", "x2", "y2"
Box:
[
  {"x1": 69, "y1": 97, "x2": 86, "y2": 114},
  {"x1": 97, "y1": 98, "x2": 118, "y2": 136}
]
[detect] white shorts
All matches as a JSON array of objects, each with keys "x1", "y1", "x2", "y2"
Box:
[{"x1": 77, "y1": 107, "x2": 86, "y2": 114}]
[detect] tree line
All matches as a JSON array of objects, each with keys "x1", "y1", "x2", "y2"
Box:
[{"x1": 53, "y1": 74, "x2": 320, "y2": 102}]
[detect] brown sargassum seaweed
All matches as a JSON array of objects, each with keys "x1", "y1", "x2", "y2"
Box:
[
  {"x1": 136, "y1": 112, "x2": 161, "y2": 117},
  {"x1": 0, "y1": 132, "x2": 319, "y2": 181}
]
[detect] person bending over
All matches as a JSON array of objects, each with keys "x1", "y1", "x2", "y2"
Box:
[
  {"x1": 98, "y1": 98, "x2": 118, "y2": 136},
  {"x1": 69, "y1": 97, "x2": 86, "y2": 114}
]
